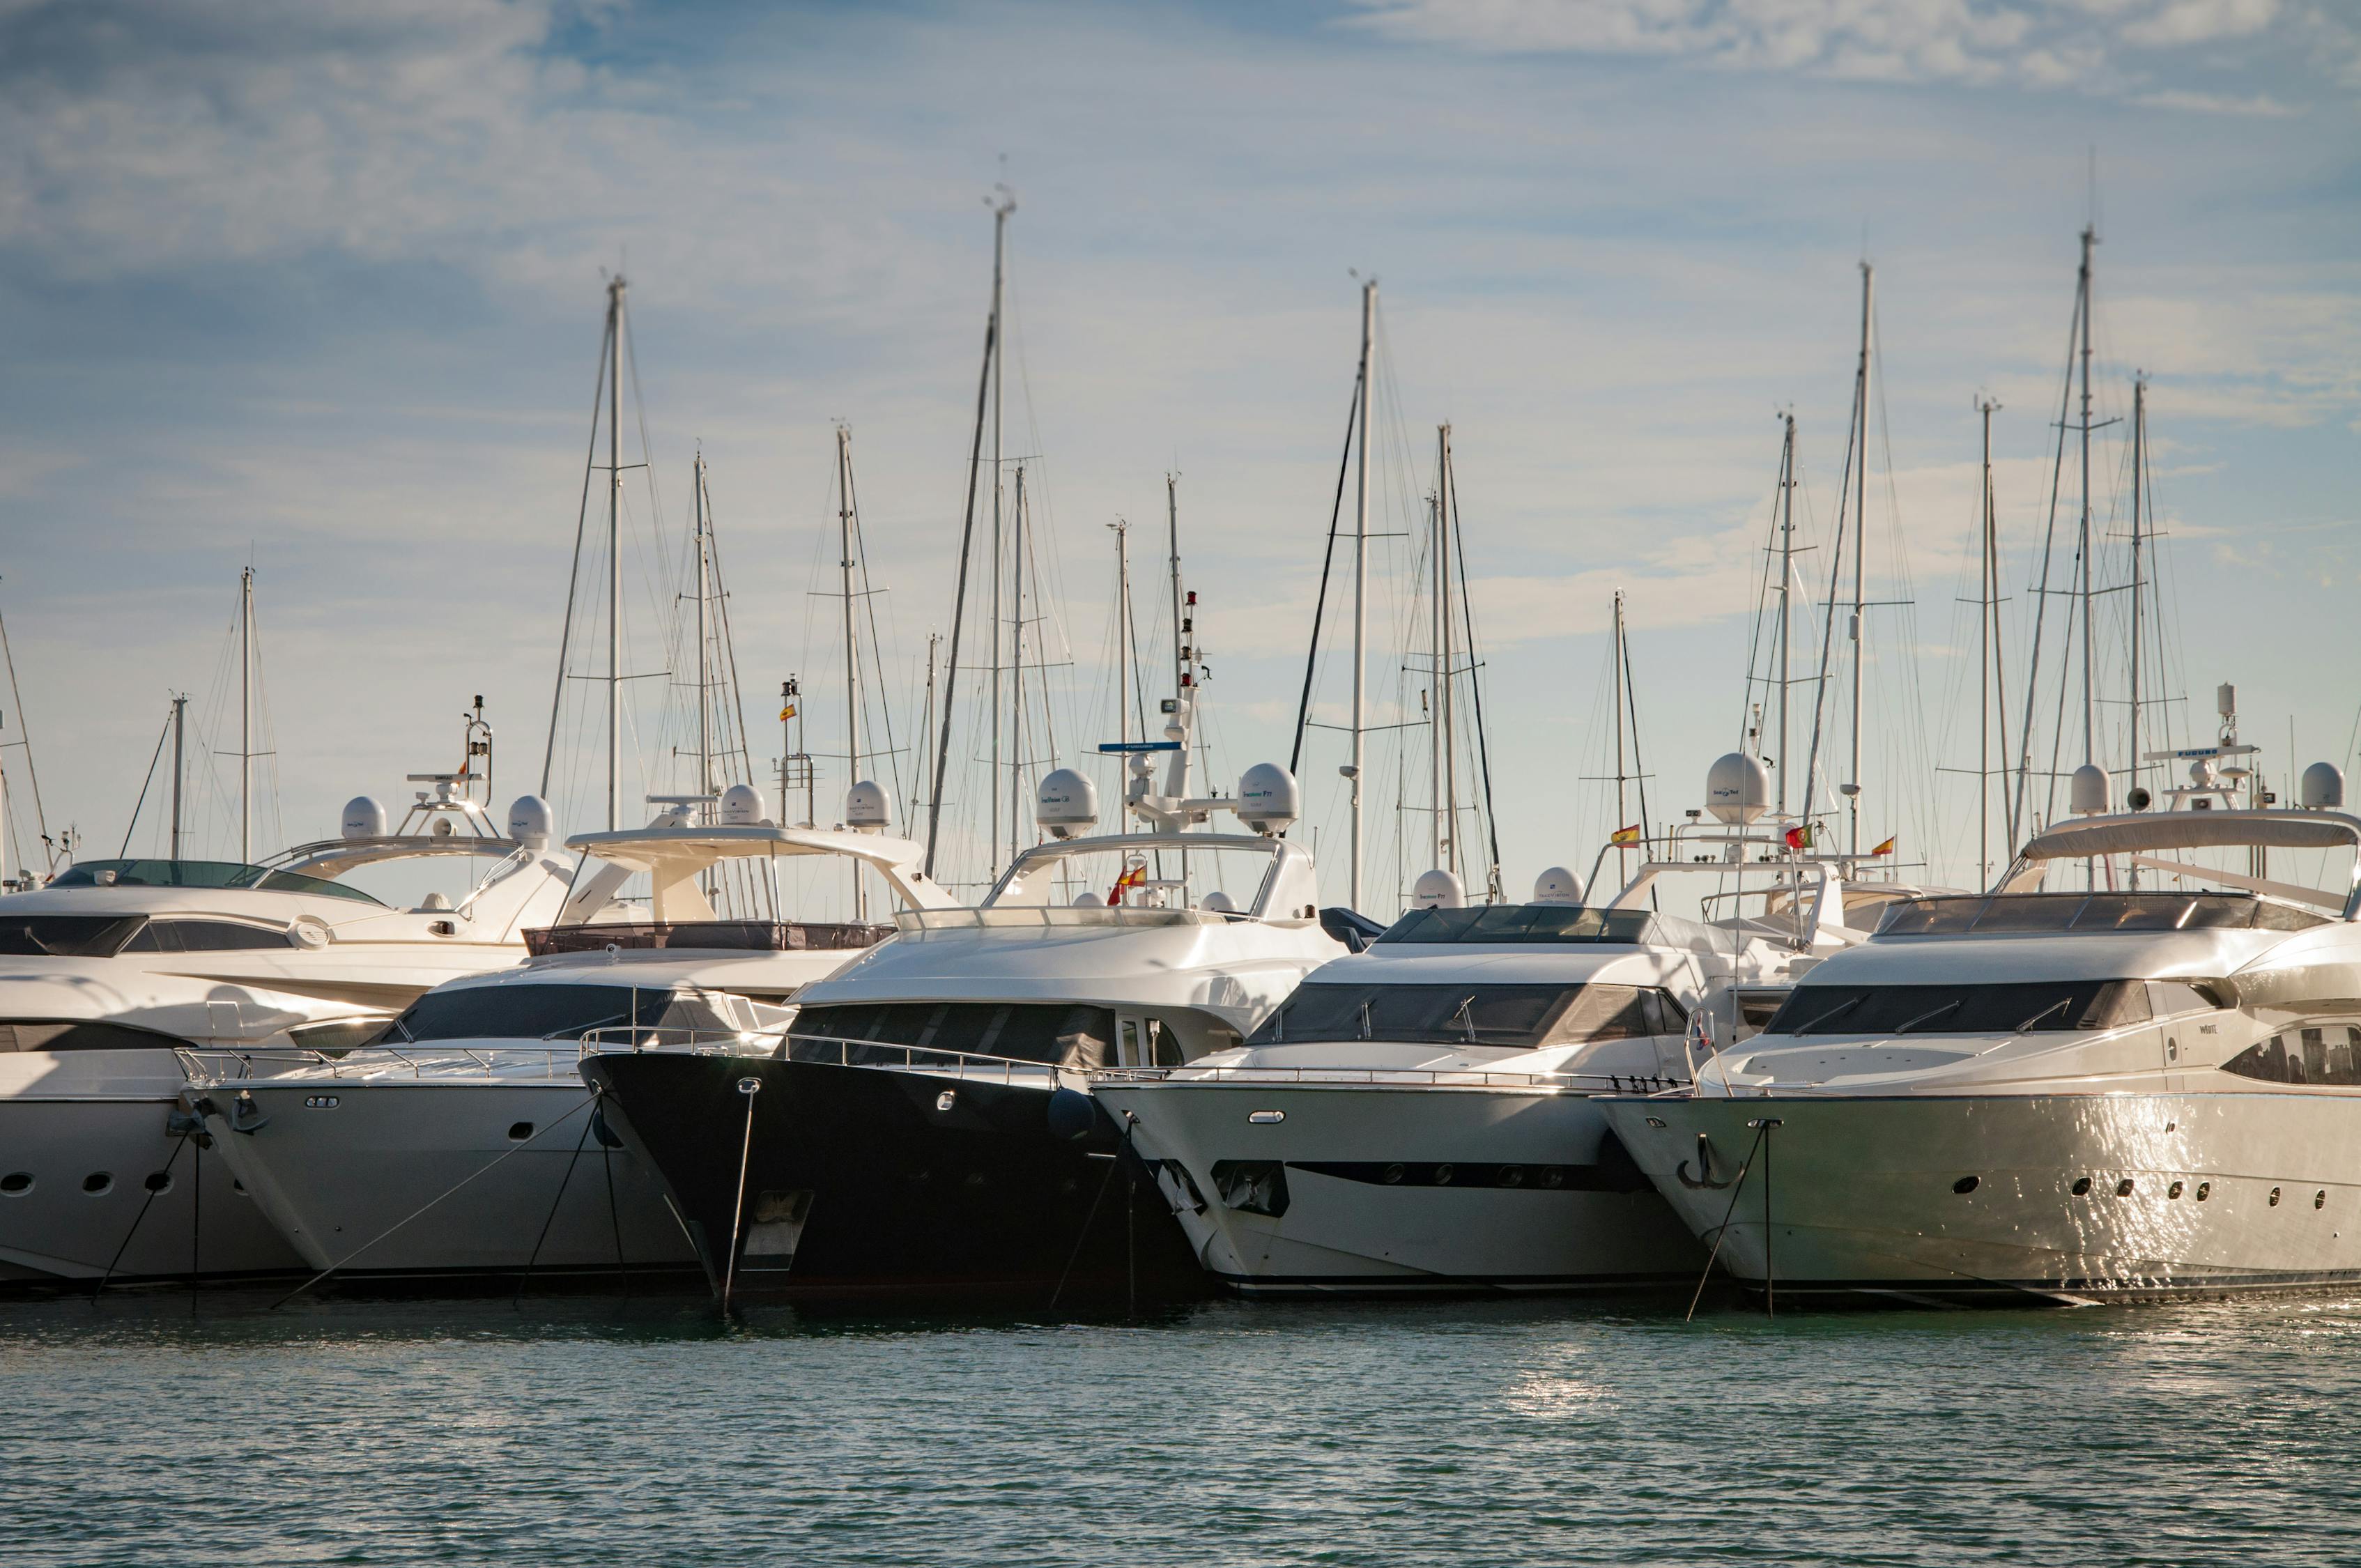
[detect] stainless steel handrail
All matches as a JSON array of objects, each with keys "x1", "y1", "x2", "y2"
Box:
[{"x1": 1087, "y1": 1064, "x2": 1688, "y2": 1092}]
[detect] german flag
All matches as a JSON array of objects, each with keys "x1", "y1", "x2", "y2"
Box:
[{"x1": 1608, "y1": 824, "x2": 1643, "y2": 847}]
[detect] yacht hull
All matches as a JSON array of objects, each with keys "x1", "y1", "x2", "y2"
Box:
[
  {"x1": 0, "y1": 1052, "x2": 303, "y2": 1287},
  {"x1": 581, "y1": 1051, "x2": 1209, "y2": 1303},
  {"x1": 1096, "y1": 1079, "x2": 1705, "y2": 1295},
  {"x1": 1601, "y1": 1091, "x2": 2361, "y2": 1304},
  {"x1": 193, "y1": 1076, "x2": 698, "y2": 1284}
]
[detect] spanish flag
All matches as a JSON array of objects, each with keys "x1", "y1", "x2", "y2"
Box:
[
  {"x1": 1783, "y1": 823, "x2": 1815, "y2": 850},
  {"x1": 1871, "y1": 835, "x2": 1896, "y2": 857},
  {"x1": 778, "y1": 701, "x2": 797, "y2": 721},
  {"x1": 1608, "y1": 824, "x2": 1643, "y2": 847},
  {"x1": 1107, "y1": 863, "x2": 1147, "y2": 905}
]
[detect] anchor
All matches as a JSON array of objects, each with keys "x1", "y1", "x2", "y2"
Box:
[{"x1": 1677, "y1": 1131, "x2": 1734, "y2": 1190}]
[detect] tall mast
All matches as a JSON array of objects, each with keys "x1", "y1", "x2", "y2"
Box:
[
  {"x1": 1613, "y1": 587, "x2": 1630, "y2": 882},
  {"x1": 1977, "y1": 397, "x2": 2001, "y2": 884},
  {"x1": 169, "y1": 695, "x2": 187, "y2": 860},
  {"x1": 694, "y1": 452, "x2": 712, "y2": 797},
  {"x1": 2127, "y1": 376, "x2": 2147, "y2": 888},
  {"x1": 605, "y1": 275, "x2": 625, "y2": 833},
  {"x1": 1427, "y1": 444, "x2": 1443, "y2": 873},
  {"x1": 1846, "y1": 262, "x2": 1872, "y2": 859},
  {"x1": 1009, "y1": 463, "x2": 1028, "y2": 868},
  {"x1": 1776, "y1": 412, "x2": 1797, "y2": 815},
  {"x1": 837, "y1": 426, "x2": 861, "y2": 804},
  {"x1": 1438, "y1": 424, "x2": 1458, "y2": 879},
  {"x1": 239, "y1": 565, "x2": 253, "y2": 862},
  {"x1": 1110, "y1": 521, "x2": 1130, "y2": 753},
  {"x1": 2075, "y1": 224, "x2": 2098, "y2": 774},
  {"x1": 1167, "y1": 472, "x2": 1188, "y2": 798},
  {"x1": 987, "y1": 200, "x2": 1008, "y2": 878},
  {"x1": 1349, "y1": 280, "x2": 1374, "y2": 912}
]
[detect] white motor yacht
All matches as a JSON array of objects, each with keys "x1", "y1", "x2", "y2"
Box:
[
  {"x1": 1601, "y1": 741, "x2": 2361, "y2": 1305},
  {"x1": 185, "y1": 787, "x2": 959, "y2": 1287},
  {"x1": 0, "y1": 776, "x2": 576, "y2": 1289},
  {"x1": 1093, "y1": 754, "x2": 1866, "y2": 1295}
]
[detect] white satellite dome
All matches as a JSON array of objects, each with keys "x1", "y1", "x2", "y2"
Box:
[
  {"x1": 341, "y1": 797, "x2": 387, "y2": 840},
  {"x1": 845, "y1": 780, "x2": 891, "y2": 833},
  {"x1": 2069, "y1": 763, "x2": 2111, "y2": 816},
  {"x1": 1412, "y1": 869, "x2": 1465, "y2": 909},
  {"x1": 1532, "y1": 866, "x2": 1583, "y2": 905},
  {"x1": 1036, "y1": 768, "x2": 1098, "y2": 840},
  {"x1": 505, "y1": 795, "x2": 553, "y2": 851},
  {"x1": 1236, "y1": 762, "x2": 1300, "y2": 836},
  {"x1": 1705, "y1": 752, "x2": 1771, "y2": 825},
  {"x1": 1201, "y1": 890, "x2": 1238, "y2": 914},
  {"x1": 720, "y1": 783, "x2": 767, "y2": 827},
  {"x1": 2302, "y1": 761, "x2": 2345, "y2": 810}
]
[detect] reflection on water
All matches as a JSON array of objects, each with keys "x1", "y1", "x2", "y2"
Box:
[{"x1": 8, "y1": 1289, "x2": 2361, "y2": 1565}]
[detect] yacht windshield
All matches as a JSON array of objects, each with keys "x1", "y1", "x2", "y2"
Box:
[
  {"x1": 1765, "y1": 979, "x2": 2153, "y2": 1036},
  {"x1": 1378, "y1": 905, "x2": 1727, "y2": 951},
  {"x1": 1877, "y1": 892, "x2": 2321, "y2": 936},
  {"x1": 1249, "y1": 981, "x2": 1683, "y2": 1050},
  {"x1": 792, "y1": 1001, "x2": 1120, "y2": 1068},
  {"x1": 48, "y1": 859, "x2": 382, "y2": 905},
  {"x1": 383, "y1": 984, "x2": 732, "y2": 1044}
]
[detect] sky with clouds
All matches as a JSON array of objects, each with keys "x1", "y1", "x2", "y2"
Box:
[{"x1": 0, "y1": 0, "x2": 2354, "y2": 912}]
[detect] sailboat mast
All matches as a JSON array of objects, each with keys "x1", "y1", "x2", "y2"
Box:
[
  {"x1": 2128, "y1": 376, "x2": 2147, "y2": 888},
  {"x1": 838, "y1": 426, "x2": 861, "y2": 803},
  {"x1": 239, "y1": 565, "x2": 253, "y2": 862},
  {"x1": 987, "y1": 203, "x2": 1008, "y2": 877},
  {"x1": 1167, "y1": 472, "x2": 1187, "y2": 798},
  {"x1": 1438, "y1": 424, "x2": 1458, "y2": 880},
  {"x1": 169, "y1": 695, "x2": 187, "y2": 860},
  {"x1": 1429, "y1": 431, "x2": 1445, "y2": 874},
  {"x1": 695, "y1": 453, "x2": 711, "y2": 797},
  {"x1": 1350, "y1": 280, "x2": 1374, "y2": 912},
  {"x1": 1010, "y1": 463, "x2": 1028, "y2": 868},
  {"x1": 1776, "y1": 413, "x2": 1796, "y2": 816},
  {"x1": 1613, "y1": 588, "x2": 1629, "y2": 881},
  {"x1": 605, "y1": 276, "x2": 624, "y2": 833},
  {"x1": 2076, "y1": 225, "x2": 2097, "y2": 773},
  {"x1": 1112, "y1": 521, "x2": 1130, "y2": 753},
  {"x1": 1977, "y1": 397, "x2": 1999, "y2": 884},
  {"x1": 1847, "y1": 262, "x2": 1872, "y2": 860}
]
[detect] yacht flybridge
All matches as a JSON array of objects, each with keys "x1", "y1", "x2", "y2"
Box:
[
  {"x1": 1602, "y1": 730, "x2": 2361, "y2": 1304},
  {"x1": 0, "y1": 762, "x2": 577, "y2": 1289},
  {"x1": 1091, "y1": 754, "x2": 1864, "y2": 1296},
  {"x1": 584, "y1": 707, "x2": 1346, "y2": 1302},
  {"x1": 183, "y1": 786, "x2": 958, "y2": 1287}
]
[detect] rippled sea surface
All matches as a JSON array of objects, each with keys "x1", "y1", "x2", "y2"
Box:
[{"x1": 6, "y1": 1286, "x2": 2361, "y2": 1566}]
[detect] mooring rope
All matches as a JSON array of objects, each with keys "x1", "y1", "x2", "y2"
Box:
[
  {"x1": 92, "y1": 1130, "x2": 192, "y2": 1300},
  {"x1": 721, "y1": 1075, "x2": 762, "y2": 1312},
  {"x1": 1048, "y1": 1155, "x2": 1121, "y2": 1312},
  {"x1": 515, "y1": 1091, "x2": 601, "y2": 1307},
  {"x1": 1685, "y1": 1119, "x2": 1771, "y2": 1323}
]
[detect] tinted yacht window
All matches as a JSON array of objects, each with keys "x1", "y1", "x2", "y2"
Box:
[
  {"x1": 121, "y1": 920, "x2": 293, "y2": 953},
  {"x1": 2224, "y1": 1027, "x2": 2361, "y2": 1087},
  {"x1": 792, "y1": 1002, "x2": 1116, "y2": 1068},
  {"x1": 0, "y1": 916, "x2": 145, "y2": 958},
  {"x1": 1249, "y1": 982, "x2": 1679, "y2": 1050},
  {"x1": 1766, "y1": 980, "x2": 2150, "y2": 1036}
]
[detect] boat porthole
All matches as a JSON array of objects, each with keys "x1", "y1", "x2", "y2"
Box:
[
  {"x1": 936, "y1": 1089, "x2": 956, "y2": 1112},
  {"x1": 2116, "y1": 1178, "x2": 2135, "y2": 1197},
  {"x1": 82, "y1": 1172, "x2": 114, "y2": 1196},
  {"x1": 0, "y1": 1173, "x2": 30, "y2": 1197},
  {"x1": 2197, "y1": 1182, "x2": 2211, "y2": 1201},
  {"x1": 2270, "y1": 1187, "x2": 2282, "y2": 1206},
  {"x1": 1433, "y1": 1163, "x2": 1454, "y2": 1185},
  {"x1": 2168, "y1": 1181, "x2": 2184, "y2": 1200},
  {"x1": 507, "y1": 1122, "x2": 535, "y2": 1142},
  {"x1": 1382, "y1": 1163, "x2": 1404, "y2": 1185},
  {"x1": 144, "y1": 1171, "x2": 174, "y2": 1194},
  {"x1": 1541, "y1": 1167, "x2": 1565, "y2": 1189},
  {"x1": 1499, "y1": 1166, "x2": 1525, "y2": 1188},
  {"x1": 2071, "y1": 1177, "x2": 2093, "y2": 1197},
  {"x1": 2317, "y1": 1190, "x2": 2328, "y2": 1210},
  {"x1": 1953, "y1": 1175, "x2": 1980, "y2": 1194}
]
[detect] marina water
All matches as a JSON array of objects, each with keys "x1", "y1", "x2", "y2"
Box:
[{"x1": 6, "y1": 1290, "x2": 2358, "y2": 1565}]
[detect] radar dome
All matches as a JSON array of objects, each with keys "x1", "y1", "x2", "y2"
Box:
[
  {"x1": 1532, "y1": 866, "x2": 1584, "y2": 905},
  {"x1": 1236, "y1": 762, "x2": 1300, "y2": 836},
  {"x1": 1412, "y1": 869, "x2": 1466, "y2": 909},
  {"x1": 1705, "y1": 753, "x2": 1771, "y2": 824},
  {"x1": 1201, "y1": 890, "x2": 1238, "y2": 914},
  {"x1": 2302, "y1": 761, "x2": 2345, "y2": 810},
  {"x1": 341, "y1": 797, "x2": 387, "y2": 840},
  {"x1": 720, "y1": 783, "x2": 767, "y2": 827},
  {"x1": 845, "y1": 780, "x2": 891, "y2": 833},
  {"x1": 1036, "y1": 769, "x2": 1099, "y2": 840},
  {"x1": 2069, "y1": 763, "x2": 2111, "y2": 816},
  {"x1": 506, "y1": 795, "x2": 553, "y2": 850}
]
